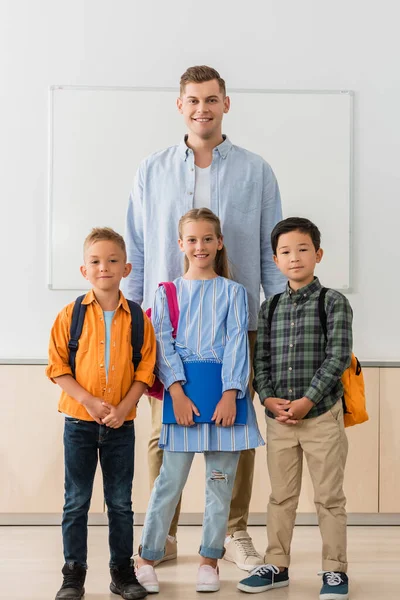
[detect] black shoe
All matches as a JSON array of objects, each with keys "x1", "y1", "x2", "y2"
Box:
[
  {"x1": 110, "y1": 564, "x2": 148, "y2": 599},
  {"x1": 55, "y1": 563, "x2": 86, "y2": 599}
]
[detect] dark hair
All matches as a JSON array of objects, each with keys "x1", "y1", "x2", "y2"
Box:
[
  {"x1": 178, "y1": 208, "x2": 230, "y2": 279},
  {"x1": 180, "y1": 65, "x2": 226, "y2": 96},
  {"x1": 271, "y1": 217, "x2": 321, "y2": 254}
]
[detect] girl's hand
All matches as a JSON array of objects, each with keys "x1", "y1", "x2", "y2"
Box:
[
  {"x1": 212, "y1": 391, "x2": 237, "y2": 427},
  {"x1": 172, "y1": 393, "x2": 200, "y2": 426},
  {"x1": 102, "y1": 403, "x2": 127, "y2": 429}
]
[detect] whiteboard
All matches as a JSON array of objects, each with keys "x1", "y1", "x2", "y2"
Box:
[{"x1": 48, "y1": 86, "x2": 353, "y2": 291}]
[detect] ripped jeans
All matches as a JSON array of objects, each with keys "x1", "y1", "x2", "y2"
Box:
[{"x1": 140, "y1": 450, "x2": 240, "y2": 560}]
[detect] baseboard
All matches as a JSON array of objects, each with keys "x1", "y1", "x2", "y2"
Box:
[{"x1": 1, "y1": 512, "x2": 399, "y2": 526}]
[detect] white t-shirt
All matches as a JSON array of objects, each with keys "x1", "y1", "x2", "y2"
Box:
[{"x1": 194, "y1": 165, "x2": 211, "y2": 209}]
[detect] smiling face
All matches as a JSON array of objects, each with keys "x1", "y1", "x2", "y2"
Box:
[
  {"x1": 80, "y1": 240, "x2": 131, "y2": 294},
  {"x1": 273, "y1": 230, "x2": 323, "y2": 290},
  {"x1": 176, "y1": 79, "x2": 230, "y2": 144},
  {"x1": 178, "y1": 218, "x2": 223, "y2": 278}
]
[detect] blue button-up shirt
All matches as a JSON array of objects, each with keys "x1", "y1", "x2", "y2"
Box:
[{"x1": 122, "y1": 136, "x2": 286, "y2": 330}]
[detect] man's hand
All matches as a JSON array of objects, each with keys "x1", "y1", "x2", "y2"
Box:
[
  {"x1": 102, "y1": 403, "x2": 128, "y2": 429},
  {"x1": 278, "y1": 396, "x2": 314, "y2": 421},
  {"x1": 212, "y1": 391, "x2": 237, "y2": 427},
  {"x1": 81, "y1": 396, "x2": 110, "y2": 424}
]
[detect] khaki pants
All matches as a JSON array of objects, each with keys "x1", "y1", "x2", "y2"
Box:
[
  {"x1": 265, "y1": 400, "x2": 348, "y2": 572},
  {"x1": 147, "y1": 331, "x2": 257, "y2": 537}
]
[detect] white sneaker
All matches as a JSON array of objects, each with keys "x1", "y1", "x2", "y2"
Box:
[
  {"x1": 223, "y1": 531, "x2": 264, "y2": 571},
  {"x1": 196, "y1": 565, "x2": 220, "y2": 592},
  {"x1": 153, "y1": 535, "x2": 177, "y2": 567},
  {"x1": 136, "y1": 564, "x2": 159, "y2": 594}
]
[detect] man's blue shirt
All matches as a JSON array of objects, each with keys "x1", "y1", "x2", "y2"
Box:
[{"x1": 122, "y1": 136, "x2": 286, "y2": 330}]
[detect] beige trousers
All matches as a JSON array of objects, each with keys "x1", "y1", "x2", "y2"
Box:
[
  {"x1": 265, "y1": 399, "x2": 348, "y2": 572},
  {"x1": 147, "y1": 331, "x2": 257, "y2": 537}
]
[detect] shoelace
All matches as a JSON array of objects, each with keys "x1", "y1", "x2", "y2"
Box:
[
  {"x1": 251, "y1": 564, "x2": 280, "y2": 577},
  {"x1": 61, "y1": 573, "x2": 84, "y2": 590},
  {"x1": 234, "y1": 537, "x2": 261, "y2": 558},
  {"x1": 318, "y1": 571, "x2": 343, "y2": 586}
]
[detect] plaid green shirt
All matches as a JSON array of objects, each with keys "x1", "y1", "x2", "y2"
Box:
[{"x1": 254, "y1": 277, "x2": 353, "y2": 419}]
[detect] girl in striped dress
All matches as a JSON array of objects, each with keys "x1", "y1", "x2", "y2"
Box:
[{"x1": 136, "y1": 208, "x2": 264, "y2": 594}]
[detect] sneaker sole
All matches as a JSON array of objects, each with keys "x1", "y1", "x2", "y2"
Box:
[
  {"x1": 319, "y1": 594, "x2": 349, "y2": 600},
  {"x1": 196, "y1": 584, "x2": 220, "y2": 592},
  {"x1": 237, "y1": 580, "x2": 289, "y2": 594},
  {"x1": 223, "y1": 556, "x2": 262, "y2": 572},
  {"x1": 109, "y1": 581, "x2": 149, "y2": 599},
  {"x1": 55, "y1": 587, "x2": 85, "y2": 599},
  {"x1": 142, "y1": 585, "x2": 159, "y2": 594}
]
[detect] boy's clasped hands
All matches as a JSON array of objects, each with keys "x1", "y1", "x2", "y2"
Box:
[
  {"x1": 263, "y1": 396, "x2": 314, "y2": 424},
  {"x1": 81, "y1": 395, "x2": 132, "y2": 428}
]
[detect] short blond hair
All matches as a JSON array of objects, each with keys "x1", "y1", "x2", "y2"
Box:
[
  {"x1": 83, "y1": 227, "x2": 126, "y2": 260},
  {"x1": 180, "y1": 65, "x2": 226, "y2": 96}
]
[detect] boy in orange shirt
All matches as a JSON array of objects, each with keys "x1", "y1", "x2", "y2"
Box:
[{"x1": 47, "y1": 227, "x2": 156, "y2": 600}]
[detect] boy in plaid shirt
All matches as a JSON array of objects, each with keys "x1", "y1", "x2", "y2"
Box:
[{"x1": 237, "y1": 217, "x2": 352, "y2": 600}]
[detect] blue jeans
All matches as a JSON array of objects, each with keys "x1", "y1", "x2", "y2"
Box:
[
  {"x1": 140, "y1": 450, "x2": 240, "y2": 560},
  {"x1": 62, "y1": 417, "x2": 135, "y2": 568}
]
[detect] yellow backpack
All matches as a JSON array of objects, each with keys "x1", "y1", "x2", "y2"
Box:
[{"x1": 319, "y1": 288, "x2": 368, "y2": 427}]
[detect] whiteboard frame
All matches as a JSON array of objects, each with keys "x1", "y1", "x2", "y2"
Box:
[{"x1": 47, "y1": 85, "x2": 354, "y2": 291}]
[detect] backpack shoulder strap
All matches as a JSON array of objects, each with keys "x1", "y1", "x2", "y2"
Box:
[
  {"x1": 127, "y1": 300, "x2": 144, "y2": 371},
  {"x1": 267, "y1": 293, "x2": 283, "y2": 329},
  {"x1": 159, "y1": 282, "x2": 179, "y2": 337},
  {"x1": 318, "y1": 287, "x2": 329, "y2": 341},
  {"x1": 68, "y1": 295, "x2": 87, "y2": 378}
]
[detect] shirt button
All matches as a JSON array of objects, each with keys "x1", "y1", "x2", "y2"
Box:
[
  {"x1": 293, "y1": 302, "x2": 297, "y2": 307},
  {"x1": 289, "y1": 389, "x2": 293, "y2": 393},
  {"x1": 289, "y1": 367, "x2": 293, "y2": 371},
  {"x1": 100, "y1": 340, "x2": 104, "y2": 344},
  {"x1": 291, "y1": 322, "x2": 295, "y2": 326},
  {"x1": 290, "y1": 344, "x2": 294, "y2": 348},
  {"x1": 191, "y1": 168, "x2": 194, "y2": 171},
  {"x1": 188, "y1": 191, "x2": 193, "y2": 195},
  {"x1": 103, "y1": 388, "x2": 106, "y2": 392},
  {"x1": 100, "y1": 364, "x2": 104, "y2": 368}
]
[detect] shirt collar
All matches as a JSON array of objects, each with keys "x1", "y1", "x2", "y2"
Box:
[
  {"x1": 82, "y1": 289, "x2": 131, "y2": 313},
  {"x1": 178, "y1": 135, "x2": 232, "y2": 161},
  {"x1": 285, "y1": 276, "x2": 322, "y2": 301}
]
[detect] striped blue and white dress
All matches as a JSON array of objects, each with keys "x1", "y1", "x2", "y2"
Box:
[{"x1": 152, "y1": 276, "x2": 264, "y2": 452}]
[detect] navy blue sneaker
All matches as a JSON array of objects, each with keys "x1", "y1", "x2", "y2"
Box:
[
  {"x1": 237, "y1": 565, "x2": 289, "y2": 593},
  {"x1": 319, "y1": 572, "x2": 349, "y2": 600}
]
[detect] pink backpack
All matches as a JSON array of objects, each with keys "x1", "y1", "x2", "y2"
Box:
[{"x1": 146, "y1": 282, "x2": 180, "y2": 400}]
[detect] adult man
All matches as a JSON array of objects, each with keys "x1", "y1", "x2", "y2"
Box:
[{"x1": 122, "y1": 65, "x2": 285, "y2": 570}]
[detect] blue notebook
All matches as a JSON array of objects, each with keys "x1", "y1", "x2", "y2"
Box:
[{"x1": 162, "y1": 361, "x2": 248, "y2": 425}]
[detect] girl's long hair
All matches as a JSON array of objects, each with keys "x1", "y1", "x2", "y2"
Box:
[{"x1": 178, "y1": 208, "x2": 230, "y2": 279}]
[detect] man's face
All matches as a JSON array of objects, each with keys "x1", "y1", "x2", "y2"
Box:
[{"x1": 177, "y1": 79, "x2": 230, "y2": 141}]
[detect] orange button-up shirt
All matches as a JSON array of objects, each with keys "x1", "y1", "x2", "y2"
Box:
[{"x1": 46, "y1": 290, "x2": 156, "y2": 421}]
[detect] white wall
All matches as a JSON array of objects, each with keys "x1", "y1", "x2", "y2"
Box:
[{"x1": 0, "y1": 0, "x2": 399, "y2": 361}]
